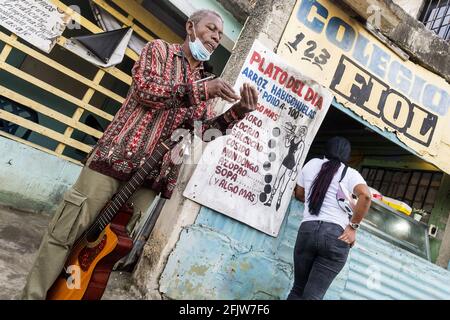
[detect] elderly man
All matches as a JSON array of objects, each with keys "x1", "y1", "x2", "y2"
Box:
[{"x1": 22, "y1": 9, "x2": 258, "y2": 299}]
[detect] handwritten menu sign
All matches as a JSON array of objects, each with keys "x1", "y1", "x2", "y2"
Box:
[
  {"x1": 0, "y1": 0, "x2": 69, "y2": 53},
  {"x1": 184, "y1": 40, "x2": 332, "y2": 237}
]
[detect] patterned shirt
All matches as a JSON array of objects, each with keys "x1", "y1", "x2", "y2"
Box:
[{"x1": 88, "y1": 39, "x2": 243, "y2": 198}]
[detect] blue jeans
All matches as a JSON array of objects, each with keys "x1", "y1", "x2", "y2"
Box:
[{"x1": 287, "y1": 220, "x2": 350, "y2": 300}]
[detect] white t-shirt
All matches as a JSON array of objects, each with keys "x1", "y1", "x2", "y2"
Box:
[{"x1": 297, "y1": 157, "x2": 367, "y2": 230}]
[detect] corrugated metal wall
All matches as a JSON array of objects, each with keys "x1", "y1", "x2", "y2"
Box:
[
  {"x1": 340, "y1": 231, "x2": 450, "y2": 299},
  {"x1": 160, "y1": 199, "x2": 450, "y2": 299}
]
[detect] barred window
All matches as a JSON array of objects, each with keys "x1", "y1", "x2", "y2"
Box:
[
  {"x1": 360, "y1": 167, "x2": 443, "y2": 213},
  {"x1": 419, "y1": 0, "x2": 450, "y2": 40}
]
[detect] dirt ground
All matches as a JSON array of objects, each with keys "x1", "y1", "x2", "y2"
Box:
[{"x1": 0, "y1": 205, "x2": 143, "y2": 300}]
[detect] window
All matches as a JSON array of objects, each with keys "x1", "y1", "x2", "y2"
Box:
[
  {"x1": 419, "y1": 0, "x2": 450, "y2": 40},
  {"x1": 360, "y1": 167, "x2": 443, "y2": 213}
]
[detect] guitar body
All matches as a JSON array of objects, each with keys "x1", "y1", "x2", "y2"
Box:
[{"x1": 46, "y1": 204, "x2": 133, "y2": 300}]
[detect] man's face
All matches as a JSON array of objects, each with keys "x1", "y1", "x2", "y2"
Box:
[{"x1": 187, "y1": 13, "x2": 224, "y2": 53}]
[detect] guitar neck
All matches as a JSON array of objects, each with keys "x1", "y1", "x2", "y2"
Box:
[{"x1": 95, "y1": 143, "x2": 169, "y2": 231}]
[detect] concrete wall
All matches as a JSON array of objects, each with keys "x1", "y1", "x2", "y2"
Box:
[
  {"x1": 432, "y1": 175, "x2": 450, "y2": 267},
  {"x1": 216, "y1": 0, "x2": 255, "y2": 24},
  {"x1": 341, "y1": 0, "x2": 450, "y2": 82},
  {"x1": 392, "y1": 0, "x2": 425, "y2": 18},
  {"x1": 160, "y1": 200, "x2": 303, "y2": 299},
  {"x1": 0, "y1": 136, "x2": 81, "y2": 214}
]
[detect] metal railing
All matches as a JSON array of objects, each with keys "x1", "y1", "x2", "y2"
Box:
[
  {"x1": 420, "y1": 0, "x2": 450, "y2": 40},
  {"x1": 360, "y1": 166, "x2": 443, "y2": 212}
]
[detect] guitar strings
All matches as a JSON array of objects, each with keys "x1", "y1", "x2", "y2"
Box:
[{"x1": 70, "y1": 145, "x2": 166, "y2": 250}]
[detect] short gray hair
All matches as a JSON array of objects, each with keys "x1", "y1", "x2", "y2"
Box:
[{"x1": 188, "y1": 9, "x2": 223, "y2": 24}]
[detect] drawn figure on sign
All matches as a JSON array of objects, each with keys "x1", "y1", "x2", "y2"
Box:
[{"x1": 264, "y1": 123, "x2": 307, "y2": 211}]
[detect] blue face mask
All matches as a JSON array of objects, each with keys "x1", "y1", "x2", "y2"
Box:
[{"x1": 188, "y1": 23, "x2": 212, "y2": 62}]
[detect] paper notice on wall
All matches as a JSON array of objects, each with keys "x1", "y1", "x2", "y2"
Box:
[
  {"x1": 0, "y1": 0, "x2": 69, "y2": 53},
  {"x1": 183, "y1": 40, "x2": 333, "y2": 237}
]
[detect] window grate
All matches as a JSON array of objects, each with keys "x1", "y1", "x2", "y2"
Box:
[
  {"x1": 360, "y1": 167, "x2": 443, "y2": 213},
  {"x1": 419, "y1": 0, "x2": 450, "y2": 41}
]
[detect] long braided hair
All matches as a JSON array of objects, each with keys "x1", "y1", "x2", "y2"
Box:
[{"x1": 308, "y1": 137, "x2": 351, "y2": 216}]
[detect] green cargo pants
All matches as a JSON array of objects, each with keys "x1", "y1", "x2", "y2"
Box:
[{"x1": 21, "y1": 166, "x2": 156, "y2": 300}]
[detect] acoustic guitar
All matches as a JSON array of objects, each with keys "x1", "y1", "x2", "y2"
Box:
[{"x1": 46, "y1": 133, "x2": 186, "y2": 300}]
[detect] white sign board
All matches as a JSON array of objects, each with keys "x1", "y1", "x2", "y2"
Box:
[
  {"x1": 0, "y1": 0, "x2": 68, "y2": 53},
  {"x1": 184, "y1": 40, "x2": 333, "y2": 236}
]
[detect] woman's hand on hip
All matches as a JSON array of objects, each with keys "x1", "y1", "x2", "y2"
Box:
[{"x1": 338, "y1": 225, "x2": 356, "y2": 247}]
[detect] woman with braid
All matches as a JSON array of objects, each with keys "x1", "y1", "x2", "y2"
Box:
[{"x1": 287, "y1": 136, "x2": 371, "y2": 300}]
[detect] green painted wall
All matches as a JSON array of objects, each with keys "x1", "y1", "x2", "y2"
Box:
[{"x1": 429, "y1": 174, "x2": 450, "y2": 262}]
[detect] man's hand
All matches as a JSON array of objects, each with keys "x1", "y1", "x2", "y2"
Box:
[
  {"x1": 206, "y1": 78, "x2": 240, "y2": 103},
  {"x1": 232, "y1": 83, "x2": 258, "y2": 117},
  {"x1": 338, "y1": 225, "x2": 356, "y2": 247}
]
